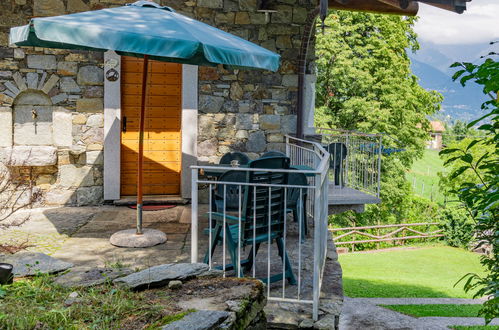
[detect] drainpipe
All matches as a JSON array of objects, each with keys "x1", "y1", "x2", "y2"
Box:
[{"x1": 296, "y1": 7, "x2": 320, "y2": 139}]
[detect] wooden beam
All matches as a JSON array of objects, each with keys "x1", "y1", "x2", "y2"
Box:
[{"x1": 329, "y1": 0, "x2": 419, "y2": 16}]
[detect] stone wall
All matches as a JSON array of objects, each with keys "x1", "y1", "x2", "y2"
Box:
[{"x1": 0, "y1": 0, "x2": 317, "y2": 205}]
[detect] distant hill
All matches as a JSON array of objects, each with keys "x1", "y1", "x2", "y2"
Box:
[{"x1": 409, "y1": 41, "x2": 491, "y2": 123}]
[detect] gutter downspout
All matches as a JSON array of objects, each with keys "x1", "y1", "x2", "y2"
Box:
[{"x1": 296, "y1": 7, "x2": 320, "y2": 139}]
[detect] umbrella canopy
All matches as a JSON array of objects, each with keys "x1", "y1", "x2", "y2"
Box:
[
  {"x1": 9, "y1": 0, "x2": 280, "y2": 72},
  {"x1": 9, "y1": 0, "x2": 281, "y2": 242}
]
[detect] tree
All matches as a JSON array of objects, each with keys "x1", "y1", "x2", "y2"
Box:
[
  {"x1": 315, "y1": 11, "x2": 442, "y2": 226},
  {"x1": 442, "y1": 47, "x2": 499, "y2": 323}
]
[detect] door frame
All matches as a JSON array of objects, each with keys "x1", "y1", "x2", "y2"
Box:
[{"x1": 103, "y1": 51, "x2": 198, "y2": 201}]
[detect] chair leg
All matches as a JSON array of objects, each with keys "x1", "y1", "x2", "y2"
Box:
[
  {"x1": 224, "y1": 224, "x2": 243, "y2": 277},
  {"x1": 244, "y1": 243, "x2": 261, "y2": 272},
  {"x1": 203, "y1": 224, "x2": 222, "y2": 264},
  {"x1": 275, "y1": 237, "x2": 297, "y2": 285}
]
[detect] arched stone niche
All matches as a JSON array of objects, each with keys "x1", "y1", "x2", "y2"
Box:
[{"x1": 13, "y1": 91, "x2": 54, "y2": 146}]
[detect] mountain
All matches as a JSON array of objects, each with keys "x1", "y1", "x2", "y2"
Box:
[{"x1": 409, "y1": 42, "x2": 490, "y2": 123}]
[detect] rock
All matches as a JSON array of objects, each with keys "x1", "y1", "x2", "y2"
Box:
[
  {"x1": 54, "y1": 267, "x2": 133, "y2": 288},
  {"x1": 83, "y1": 86, "x2": 104, "y2": 98},
  {"x1": 314, "y1": 315, "x2": 336, "y2": 329},
  {"x1": 44, "y1": 189, "x2": 76, "y2": 205},
  {"x1": 86, "y1": 150, "x2": 103, "y2": 165},
  {"x1": 41, "y1": 74, "x2": 60, "y2": 94},
  {"x1": 1, "y1": 252, "x2": 73, "y2": 277},
  {"x1": 53, "y1": 110, "x2": 73, "y2": 147},
  {"x1": 64, "y1": 297, "x2": 82, "y2": 307},
  {"x1": 198, "y1": 138, "x2": 218, "y2": 157},
  {"x1": 33, "y1": 0, "x2": 65, "y2": 16},
  {"x1": 235, "y1": 12, "x2": 250, "y2": 25},
  {"x1": 77, "y1": 66, "x2": 103, "y2": 86},
  {"x1": 260, "y1": 114, "x2": 280, "y2": 131},
  {"x1": 57, "y1": 62, "x2": 78, "y2": 76},
  {"x1": 199, "y1": 95, "x2": 224, "y2": 113},
  {"x1": 59, "y1": 165, "x2": 94, "y2": 187},
  {"x1": 67, "y1": 0, "x2": 90, "y2": 12},
  {"x1": 0, "y1": 146, "x2": 57, "y2": 166},
  {"x1": 162, "y1": 310, "x2": 230, "y2": 330},
  {"x1": 197, "y1": 269, "x2": 223, "y2": 278},
  {"x1": 69, "y1": 292, "x2": 79, "y2": 298},
  {"x1": 230, "y1": 82, "x2": 243, "y2": 100},
  {"x1": 197, "y1": 0, "x2": 223, "y2": 8},
  {"x1": 235, "y1": 114, "x2": 253, "y2": 129},
  {"x1": 76, "y1": 98, "x2": 104, "y2": 112},
  {"x1": 300, "y1": 318, "x2": 314, "y2": 329},
  {"x1": 168, "y1": 280, "x2": 182, "y2": 289},
  {"x1": 60, "y1": 77, "x2": 81, "y2": 93},
  {"x1": 114, "y1": 263, "x2": 209, "y2": 290},
  {"x1": 76, "y1": 186, "x2": 103, "y2": 206},
  {"x1": 281, "y1": 115, "x2": 297, "y2": 134},
  {"x1": 246, "y1": 131, "x2": 266, "y2": 153},
  {"x1": 27, "y1": 55, "x2": 56, "y2": 70},
  {"x1": 86, "y1": 114, "x2": 103, "y2": 128}
]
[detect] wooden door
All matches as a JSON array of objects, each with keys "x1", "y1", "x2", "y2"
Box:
[{"x1": 120, "y1": 56, "x2": 182, "y2": 196}]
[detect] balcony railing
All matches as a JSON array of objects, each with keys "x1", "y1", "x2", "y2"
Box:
[
  {"x1": 316, "y1": 128, "x2": 382, "y2": 199},
  {"x1": 190, "y1": 136, "x2": 330, "y2": 321}
]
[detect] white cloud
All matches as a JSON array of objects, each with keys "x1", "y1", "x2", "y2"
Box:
[{"x1": 414, "y1": 0, "x2": 499, "y2": 45}]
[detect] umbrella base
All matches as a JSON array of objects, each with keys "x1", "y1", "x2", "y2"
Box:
[{"x1": 110, "y1": 229, "x2": 167, "y2": 248}]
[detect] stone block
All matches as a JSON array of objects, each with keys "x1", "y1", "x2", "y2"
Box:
[
  {"x1": 41, "y1": 74, "x2": 60, "y2": 94},
  {"x1": 44, "y1": 189, "x2": 77, "y2": 205},
  {"x1": 86, "y1": 151, "x2": 103, "y2": 165},
  {"x1": 267, "y1": 134, "x2": 283, "y2": 142},
  {"x1": 246, "y1": 131, "x2": 266, "y2": 153},
  {"x1": 4, "y1": 82, "x2": 19, "y2": 96},
  {"x1": 57, "y1": 62, "x2": 78, "y2": 76},
  {"x1": 51, "y1": 93, "x2": 68, "y2": 104},
  {"x1": 77, "y1": 66, "x2": 103, "y2": 86},
  {"x1": 13, "y1": 48, "x2": 25, "y2": 59},
  {"x1": 281, "y1": 115, "x2": 297, "y2": 134},
  {"x1": 13, "y1": 72, "x2": 27, "y2": 92},
  {"x1": 230, "y1": 82, "x2": 243, "y2": 100},
  {"x1": 53, "y1": 110, "x2": 73, "y2": 147},
  {"x1": 82, "y1": 86, "x2": 103, "y2": 98},
  {"x1": 198, "y1": 138, "x2": 218, "y2": 157},
  {"x1": 215, "y1": 12, "x2": 235, "y2": 24},
  {"x1": 34, "y1": 0, "x2": 65, "y2": 16},
  {"x1": 235, "y1": 12, "x2": 250, "y2": 24},
  {"x1": 58, "y1": 165, "x2": 94, "y2": 187},
  {"x1": 26, "y1": 72, "x2": 39, "y2": 89},
  {"x1": 67, "y1": 0, "x2": 90, "y2": 12},
  {"x1": 76, "y1": 98, "x2": 104, "y2": 112},
  {"x1": 163, "y1": 310, "x2": 230, "y2": 330},
  {"x1": 0, "y1": 108, "x2": 12, "y2": 147},
  {"x1": 198, "y1": 115, "x2": 216, "y2": 137},
  {"x1": 238, "y1": 0, "x2": 256, "y2": 10},
  {"x1": 81, "y1": 127, "x2": 104, "y2": 144},
  {"x1": 199, "y1": 95, "x2": 224, "y2": 113},
  {"x1": 86, "y1": 114, "x2": 103, "y2": 127},
  {"x1": 235, "y1": 130, "x2": 248, "y2": 139},
  {"x1": 271, "y1": 5, "x2": 293, "y2": 24},
  {"x1": 235, "y1": 114, "x2": 253, "y2": 129},
  {"x1": 72, "y1": 114, "x2": 87, "y2": 125},
  {"x1": 197, "y1": 0, "x2": 223, "y2": 8},
  {"x1": 60, "y1": 77, "x2": 80, "y2": 93},
  {"x1": 76, "y1": 186, "x2": 103, "y2": 206},
  {"x1": 27, "y1": 55, "x2": 57, "y2": 70},
  {"x1": 260, "y1": 114, "x2": 280, "y2": 131},
  {"x1": 282, "y1": 74, "x2": 298, "y2": 87},
  {"x1": 250, "y1": 13, "x2": 267, "y2": 25},
  {"x1": 266, "y1": 142, "x2": 285, "y2": 152},
  {"x1": 0, "y1": 146, "x2": 58, "y2": 166},
  {"x1": 292, "y1": 7, "x2": 308, "y2": 24},
  {"x1": 271, "y1": 88, "x2": 287, "y2": 100},
  {"x1": 0, "y1": 47, "x2": 14, "y2": 58}
]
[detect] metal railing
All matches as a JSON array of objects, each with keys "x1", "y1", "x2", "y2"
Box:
[
  {"x1": 317, "y1": 128, "x2": 382, "y2": 197},
  {"x1": 190, "y1": 135, "x2": 329, "y2": 321}
]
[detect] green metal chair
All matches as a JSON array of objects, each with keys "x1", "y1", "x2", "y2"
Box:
[
  {"x1": 286, "y1": 172, "x2": 308, "y2": 240},
  {"x1": 219, "y1": 151, "x2": 250, "y2": 165},
  {"x1": 203, "y1": 156, "x2": 297, "y2": 285}
]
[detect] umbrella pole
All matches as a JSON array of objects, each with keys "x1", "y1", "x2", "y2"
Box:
[{"x1": 136, "y1": 55, "x2": 149, "y2": 235}]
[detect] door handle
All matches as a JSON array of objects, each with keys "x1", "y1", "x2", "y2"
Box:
[{"x1": 122, "y1": 116, "x2": 127, "y2": 132}]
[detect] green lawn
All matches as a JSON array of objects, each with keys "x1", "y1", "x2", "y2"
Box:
[
  {"x1": 382, "y1": 304, "x2": 482, "y2": 317},
  {"x1": 339, "y1": 246, "x2": 485, "y2": 298},
  {"x1": 406, "y1": 149, "x2": 447, "y2": 203}
]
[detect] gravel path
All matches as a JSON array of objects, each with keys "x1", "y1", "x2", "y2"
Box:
[{"x1": 339, "y1": 297, "x2": 498, "y2": 330}]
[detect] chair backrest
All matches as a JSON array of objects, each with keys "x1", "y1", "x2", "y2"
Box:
[
  {"x1": 261, "y1": 150, "x2": 286, "y2": 158},
  {"x1": 287, "y1": 172, "x2": 308, "y2": 205},
  {"x1": 328, "y1": 142, "x2": 347, "y2": 168},
  {"x1": 219, "y1": 152, "x2": 250, "y2": 165},
  {"x1": 242, "y1": 157, "x2": 290, "y2": 243},
  {"x1": 216, "y1": 170, "x2": 247, "y2": 210}
]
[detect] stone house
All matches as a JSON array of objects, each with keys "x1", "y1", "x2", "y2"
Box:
[
  {"x1": 0, "y1": 0, "x2": 470, "y2": 207},
  {"x1": 427, "y1": 120, "x2": 445, "y2": 150},
  {"x1": 0, "y1": 0, "x2": 317, "y2": 206}
]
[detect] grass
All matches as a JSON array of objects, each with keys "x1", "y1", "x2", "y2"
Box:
[
  {"x1": 406, "y1": 149, "x2": 447, "y2": 203},
  {"x1": 0, "y1": 274, "x2": 188, "y2": 329},
  {"x1": 339, "y1": 246, "x2": 486, "y2": 298},
  {"x1": 382, "y1": 304, "x2": 482, "y2": 317}
]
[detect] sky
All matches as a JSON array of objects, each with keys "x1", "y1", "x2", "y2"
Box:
[{"x1": 414, "y1": 0, "x2": 499, "y2": 45}]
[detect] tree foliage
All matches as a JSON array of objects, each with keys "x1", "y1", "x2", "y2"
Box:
[
  {"x1": 315, "y1": 11, "x2": 442, "y2": 226},
  {"x1": 442, "y1": 49, "x2": 499, "y2": 323}
]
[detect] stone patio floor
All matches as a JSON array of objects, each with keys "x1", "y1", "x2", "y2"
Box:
[{"x1": 0, "y1": 204, "x2": 344, "y2": 328}]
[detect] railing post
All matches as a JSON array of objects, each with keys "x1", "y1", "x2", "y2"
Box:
[
  {"x1": 191, "y1": 167, "x2": 198, "y2": 263},
  {"x1": 312, "y1": 171, "x2": 322, "y2": 321},
  {"x1": 377, "y1": 135, "x2": 382, "y2": 198}
]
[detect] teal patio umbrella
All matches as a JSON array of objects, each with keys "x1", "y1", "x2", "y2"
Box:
[{"x1": 10, "y1": 0, "x2": 280, "y2": 247}]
